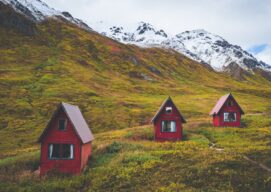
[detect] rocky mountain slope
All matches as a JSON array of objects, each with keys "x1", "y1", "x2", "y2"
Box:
[
  {"x1": 1, "y1": 0, "x2": 270, "y2": 74},
  {"x1": 98, "y1": 22, "x2": 271, "y2": 72},
  {"x1": 0, "y1": 0, "x2": 91, "y2": 30}
]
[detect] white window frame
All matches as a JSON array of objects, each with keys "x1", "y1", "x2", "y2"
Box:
[
  {"x1": 48, "y1": 144, "x2": 74, "y2": 160},
  {"x1": 165, "y1": 107, "x2": 173, "y2": 114},
  {"x1": 223, "y1": 112, "x2": 237, "y2": 122},
  {"x1": 161, "y1": 121, "x2": 176, "y2": 132}
]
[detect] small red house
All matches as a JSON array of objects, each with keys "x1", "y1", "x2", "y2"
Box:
[
  {"x1": 210, "y1": 93, "x2": 244, "y2": 127},
  {"x1": 38, "y1": 102, "x2": 94, "y2": 175},
  {"x1": 151, "y1": 97, "x2": 186, "y2": 141}
]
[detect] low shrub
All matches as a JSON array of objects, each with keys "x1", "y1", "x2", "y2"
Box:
[{"x1": 105, "y1": 141, "x2": 122, "y2": 153}]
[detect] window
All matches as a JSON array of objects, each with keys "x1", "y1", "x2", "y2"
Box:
[
  {"x1": 62, "y1": 144, "x2": 73, "y2": 159},
  {"x1": 161, "y1": 121, "x2": 176, "y2": 132},
  {"x1": 227, "y1": 100, "x2": 233, "y2": 107},
  {"x1": 165, "y1": 107, "x2": 172, "y2": 114},
  {"x1": 224, "y1": 112, "x2": 236, "y2": 122},
  {"x1": 58, "y1": 119, "x2": 67, "y2": 130},
  {"x1": 50, "y1": 144, "x2": 61, "y2": 159},
  {"x1": 48, "y1": 144, "x2": 74, "y2": 159}
]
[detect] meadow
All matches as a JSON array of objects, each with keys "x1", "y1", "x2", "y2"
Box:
[
  {"x1": 0, "y1": 114, "x2": 271, "y2": 192},
  {"x1": 1, "y1": 19, "x2": 271, "y2": 156},
  {"x1": 0, "y1": 17, "x2": 271, "y2": 191}
]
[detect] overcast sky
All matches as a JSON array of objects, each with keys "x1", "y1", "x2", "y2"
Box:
[{"x1": 43, "y1": 0, "x2": 271, "y2": 63}]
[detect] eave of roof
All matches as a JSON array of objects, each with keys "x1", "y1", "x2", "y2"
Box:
[
  {"x1": 38, "y1": 102, "x2": 94, "y2": 144},
  {"x1": 151, "y1": 97, "x2": 186, "y2": 123},
  {"x1": 210, "y1": 93, "x2": 245, "y2": 115}
]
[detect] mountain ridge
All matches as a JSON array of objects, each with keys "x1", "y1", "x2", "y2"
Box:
[
  {"x1": 2, "y1": 0, "x2": 271, "y2": 75},
  {"x1": 0, "y1": 0, "x2": 92, "y2": 30},
  {"x1": 96, "y1": 22, "x2": 271, "y2": 73}
]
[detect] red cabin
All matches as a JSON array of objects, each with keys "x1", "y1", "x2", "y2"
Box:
[
  {"x1": 210, "y1": 93, "x2": 244, "y2": 127},
  {"x1": 38, "y1": 102, "x2": 94, "y2": 175},
  {"x1": 151, "y1": 97, "x2": 186, "y2": 141}
]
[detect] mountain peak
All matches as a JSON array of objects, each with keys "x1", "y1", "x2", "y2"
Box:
[
  {"x1": 135, "y1": 22, "x2": 167, "y2": 38},
  {"x1": 94, "y1": 22, "x2": 271, "y2": 73},
  {"x1": 100, "y1": 21, "x2": 168, "y2": 46},
  {"x1": 186, "y1": 29, "x2": 209, "y2": 34},
  {"x1": 2, "y1": 0, "x2": 58, "y2": 21},
  {"x1": 0, "y1": 0, "x2": 92, "y2": 30},
  {"x1": 136, "y1": 22, "x2": 155, "y2": 34},
  {"x1": 2, "y1": 0, "x2": 270, "y2": 74}
]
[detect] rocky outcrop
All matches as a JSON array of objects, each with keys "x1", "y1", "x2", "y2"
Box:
[
  {"x1": 1, "y1": 0, "x2": 92, "y2": 31},
  {"x1": 223, "y1": 62, "x2": 250, "y2": 80},
  {"x1": 0, "y1": 2, "x2": 37, "y2": 35}
]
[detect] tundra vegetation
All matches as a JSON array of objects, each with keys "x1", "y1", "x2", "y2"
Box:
[{"x1": 0, "y1": 17, "x2": 270, "y2": 191}]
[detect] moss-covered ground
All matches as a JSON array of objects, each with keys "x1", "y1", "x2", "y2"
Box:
[
  {"x1": 0, "y1": 17, "x2": 271, "y2": 191},
  {"x1": 0, "y1": 115, "x2": 270, "y2": 191}
]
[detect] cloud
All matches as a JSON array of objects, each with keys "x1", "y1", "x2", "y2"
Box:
[{"x1": 43, "y1": 0, "x2": 271, "y2": 48}]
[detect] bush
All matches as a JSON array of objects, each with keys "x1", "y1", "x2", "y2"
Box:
[{"x1": 106, "y1": 142, "x2": 122, "y2": 153}]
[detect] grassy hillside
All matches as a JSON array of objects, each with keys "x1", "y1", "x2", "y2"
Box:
[
  {"x1": 1, "y1": 16, "x2": 271, "y2": 156},
  {"x1": 0, "y1": 7, "x2": 271, "y2": 191},
  {"x1": 0, "y1": 117, "x2": 271, "y2": 191}
]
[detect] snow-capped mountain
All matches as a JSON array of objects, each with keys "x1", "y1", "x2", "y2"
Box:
[
  {"x1": 98, "y1": 22, "x2": 271, "y2": 72},
  {"x1": 104, "y1": 22, "x2": 168, "y2": 45},
  {"x1": 1, "y1": 0, "x2": 270, "y2": 73},
  {"x1": 0, "y1": 0, "x2": 91, "y2": 30}
]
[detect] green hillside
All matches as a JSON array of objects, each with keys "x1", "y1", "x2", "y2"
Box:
[
  {"x1": 1, "y1": 123, "x2": 271, "y2": 191},
  {"x1": 1, "y1": 18, "x2": 271, "y2": 155},
  {"x1": 0, "y1": 12, "x2": 271, "y2": 191}
]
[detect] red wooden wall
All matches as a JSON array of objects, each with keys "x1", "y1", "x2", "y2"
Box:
[
  {"x1": 213, "y1": 98, "x2": 242, "y2": 127},
  {"x1": 81, "y1": 142, "x2": 92, "y2": 171},
  {"x1": 40, "y1": 109, "x2": 91, "y2": 175},
  {"x1": 154, "y1": 103, "x2": 183, "y2": 141}
]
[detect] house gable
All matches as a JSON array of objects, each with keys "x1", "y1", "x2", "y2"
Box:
[
  {"x1": 151, "y1": 97, "x2": 186, "y2": 124},
  {"x1": 38, "y1": 102, "x2": 94, "y2": 144},
  {"x1": 210, "y1": 93, "x2": 244, "y2": 116}
]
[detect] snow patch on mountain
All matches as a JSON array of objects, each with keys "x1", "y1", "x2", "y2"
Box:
[
  {"x1": 173, "y1": 29, "x2": 269, "y2": 71},
  {"x1": 1, "y1": 0, "x2": 91, "y2": 30},
  {"x1": 99, "y1": 22, "x2": 168, "y2": 46},
  {"x1": 2, "y1": 0, "x2": 270, "y2": 73},
  {"x1": 94, "y1": 22, "x2": 271, "y2": 72}
]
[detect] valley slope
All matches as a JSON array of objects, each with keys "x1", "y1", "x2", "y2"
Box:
[
  {"x1": 0, "y1": 2, "x2": 271, "y2": 192},
  {"x1": 0, "y1": 2, "x2": 271, "y2": 155}
]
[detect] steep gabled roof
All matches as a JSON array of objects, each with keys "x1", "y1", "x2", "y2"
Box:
[
  {"x1": 151, "y1": 97, "x2": 186, "y2": 123},
  {"x1": 210, "y1": 93, "x2": 245, "y2": 115},
  {"x1": 38, "y1": 102, "x2": 94, "y2": 143}
]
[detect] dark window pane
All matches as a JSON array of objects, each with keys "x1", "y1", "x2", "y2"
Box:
[
  {"x1": 165, "y1": 107, "x2": 172, "y2": 114},
  {"x1": 228, "y1": 112, "x2": 236, "y2": 122},
  {"x1": 62, "y1": 144, "x2": 73, "y2": 159},
  {"x1": 224, "y1": 113, "x2": 229, "y2": 122},
  {"x1": 224, "y1": 112, "x2": 236, "y2": 122},
  {"x1": 50, "y1": 144, "x2": 61, "y2": 159},
  {"x1": 162, "y1": 121, "x2": 176, "y2": 132},
  {"x1": 58, "y1": 119, "x2": 66, "y2": 130},
  {"x1": 228, "y1": 100, "x2": 233, "y2": 107},
  {"x1": 162, "y1": 121, "x2": 169, "y2": 132}
]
